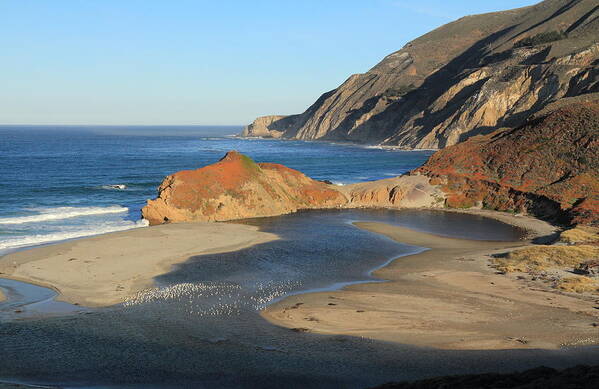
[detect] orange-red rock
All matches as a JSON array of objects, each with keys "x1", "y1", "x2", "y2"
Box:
[
  {"x1": 142, "y1": 152, "x2": 445, "y2": 225},
  {"x1": 141, "y1": 151, "x2": 347, "y2": 225},
  {"x1": 416, "y1": 102, "x2": 599, "y2": 226}
]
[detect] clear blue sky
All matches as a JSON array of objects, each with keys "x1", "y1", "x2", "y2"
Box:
[{"x1": 1, "y1": 0, "x2": 538, "y2": 125}]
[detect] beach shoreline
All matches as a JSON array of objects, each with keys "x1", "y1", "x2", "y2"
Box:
[
  {"x1": 0, "y1": 222, "x2": 277, "y2": 308},
  {"x1": 3, "y1": 206, "x2": 595, "y2": 352},
  {"x1": 262, "y1": 213, "x2": 598, "y2": 350},
  {"x1": 0, "y1": 208, "x2": 558, "y2": 311}
]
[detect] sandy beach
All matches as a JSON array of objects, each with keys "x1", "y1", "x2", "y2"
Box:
[
  {"x1": 0, "y1": 222, "x2": 276, "y2": 307},
  {"x1": 262, "y1": 217, "x2": 599, "y2": 350},
  {"x1": 2, "y1": 208, "x2": 598, "y2": 352}
]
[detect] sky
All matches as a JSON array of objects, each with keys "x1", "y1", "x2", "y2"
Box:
[{"x1": 0, "y1": 0, "x2": 539, "y2": 125}]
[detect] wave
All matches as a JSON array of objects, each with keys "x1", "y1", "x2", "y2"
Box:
[
  {"x1": 0, "y1": 219, "x2": 149, "y2": 250},
  {"x1": 362, "y1": 145, "x2": 438, "y2": 152},
  {"x1": 0, "y1": 206, "x2": 129, "y2": 225},
  {"x1": 101, "y1": 184, "x2": 127, "y2": 190}
]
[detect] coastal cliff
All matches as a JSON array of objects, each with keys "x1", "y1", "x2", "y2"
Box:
[
  {"x1": 240, "y1": 115, "x2": 288, "y2": 138},
  {"x1": 145, "y1": 100, "x2": 598, "y2": 227},
  {"x1": 243, "y1": 0, "x2": 599, "y2": 149}
]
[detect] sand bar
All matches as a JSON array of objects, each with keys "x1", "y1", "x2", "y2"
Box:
[
  {"x1": 263, "y1": 220, "x2": 599, "y2": 350},
  {"x1": 0, "y1": 222, "x2": 276, "y2": 307}
]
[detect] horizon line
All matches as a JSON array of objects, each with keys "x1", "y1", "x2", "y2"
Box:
[{"x1": 0, "y1": 123, "x2": 245, "y2": 127}]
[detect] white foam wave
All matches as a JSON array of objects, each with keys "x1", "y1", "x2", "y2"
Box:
[
  {"x1": 363, "y1": 145, "x2": 438, "y2": 151},
  {"x1": 101, "y1": 184, "x2": 127, "y2": 190},
  {"x1": 0, "y1": 206, "x2": 129, "y2": 225},
  {"x1": 0, "y1": 219, "x2": 149, "y2": 250}
]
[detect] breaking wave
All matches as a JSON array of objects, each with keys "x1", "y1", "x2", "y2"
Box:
[
  {"x1": 100, "y1": 184, "x2": 128, "y2": 190},
  {"x1": 0, "y1": 206, "x2": 129, "y2": 225},
  {"x1": 0, "y1": 219, "x2": 149, "y2": 250}
]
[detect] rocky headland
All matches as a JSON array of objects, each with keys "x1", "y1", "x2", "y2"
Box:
[
  {"x1": 141, "y1": 151, "x2": 348, "y2": 225},
  {"x1": 144, "y1": 100, "x2": 598, "y2": 227},
  {"x1": 141, "y1": 151, "x2": 446, "y2": 225},
  {"x1": 242, "y1": 0, "x2": 598, "y2": 149}
]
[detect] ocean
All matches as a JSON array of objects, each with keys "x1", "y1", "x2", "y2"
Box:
[{"x1": 0, "y1": 125, "x2": 433, "y2": 253}]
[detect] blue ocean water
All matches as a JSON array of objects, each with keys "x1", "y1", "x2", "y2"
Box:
[{"x1": 0, "y1": 125, "x2": 433, "y2": 252}]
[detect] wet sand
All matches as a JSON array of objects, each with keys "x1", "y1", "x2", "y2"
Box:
[
  {"x1": 263, "y1": 220, "x2": 599, "y2": 350},
  {"x1": 0, "y1": 222, "x2": 276, "y2": 307}
]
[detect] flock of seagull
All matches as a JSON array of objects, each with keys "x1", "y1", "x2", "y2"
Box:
[{"x1": 120, "y1": 280, "x2": 303, "y2": 317}]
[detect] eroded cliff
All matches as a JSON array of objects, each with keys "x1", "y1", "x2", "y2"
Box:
[{"x1": 243, "y1": 0, "x2": 599, "y2": 149}]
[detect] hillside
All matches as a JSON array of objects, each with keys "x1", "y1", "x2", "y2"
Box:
[
  {"x1": 243, "y1": 0, "x2": 599, "y2": 149},
  {"x1": 415, "y1": 99, "x2": 599, "y2": 225}
]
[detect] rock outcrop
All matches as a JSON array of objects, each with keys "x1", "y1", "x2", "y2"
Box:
[
  {"x1": 141, "y1": 151, "x2": 347, "y2": 225},
  {"x1": 243, "y1": 0, "x2": 599, "y2": 149},
  {"x1": 340, "y1": 175, "x2": 444, "y2": 209},
  {"x1": 142, "y1": 152, "x2": 444, "y2": 226},
  {"x1": 240, "y1": 115, "x2": 287, "y2": 138},
  {"x1": 415, "y1": 100, "x2": 599, "y2": 226}
]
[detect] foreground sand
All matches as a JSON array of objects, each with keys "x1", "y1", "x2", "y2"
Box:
[
  {"x1": 262, "y1": 220, "x2": 599, "y2": 350},
  {"x1": 0, "y1": 223, "x2": 276, "y2": 307}
]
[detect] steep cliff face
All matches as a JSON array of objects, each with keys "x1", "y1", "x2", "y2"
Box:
[
  {"x1": 141, "y1": 151, "x2": 347, "y2": 225},
  {"x1": 416, "y1": 101, "x2": 599, "y2": 225},
  {"x1": 243, "y1": 0, "x2": 599, "y2": 149}
]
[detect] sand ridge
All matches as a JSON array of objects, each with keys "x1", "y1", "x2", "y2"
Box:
[
  {"x1": 262, "y1": 221, "x2": 599, "y2": 350},
  {"x1": 0, "y1": 222, "x2": 277, "y2": 307}
]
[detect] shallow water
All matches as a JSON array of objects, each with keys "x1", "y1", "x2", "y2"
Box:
[
  {"x1": 2, "y1": 209, "x2": 598, "y2": 389},
  {"x1": 0, "y1": 278, "x2": 85, "y2": 320}
]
